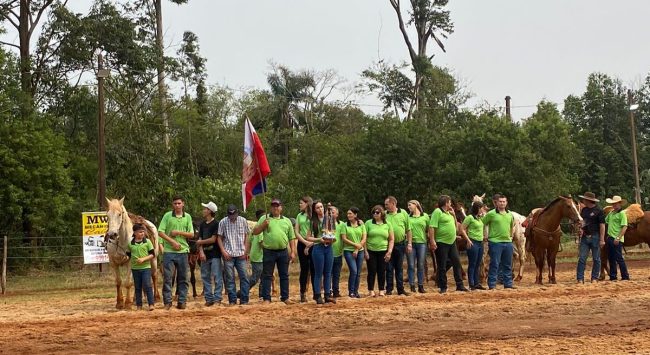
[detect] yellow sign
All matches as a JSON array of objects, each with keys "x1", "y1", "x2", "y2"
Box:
[{"x1": 82, "y1": 212, "x2": 108, "y2": 236}]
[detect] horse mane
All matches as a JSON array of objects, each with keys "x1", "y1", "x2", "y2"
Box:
[{"x1": 540, "y1": 196, "x2": 572, "y2": 216}]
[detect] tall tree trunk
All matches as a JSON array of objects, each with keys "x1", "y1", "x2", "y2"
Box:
[
  {"x1": 18, "y1": 0, "x2": 32, "y2": 114},
  {"x1": 154, "y1": 0, "x2": 170, "y2": 149}
]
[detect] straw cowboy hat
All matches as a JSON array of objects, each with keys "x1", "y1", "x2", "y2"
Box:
[
  {"x1": 605, "y1": 195, "x2": 627, "y2": 205},
  {"x1": 578, "y1": 192, "x2": 599, "y2": 203}
]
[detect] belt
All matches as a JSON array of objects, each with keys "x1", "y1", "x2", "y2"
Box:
[{"x1": 263, "y1": 247, "x2": 287, "y2": 251}]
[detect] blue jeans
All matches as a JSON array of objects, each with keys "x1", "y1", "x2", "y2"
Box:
[
  {"x1": 344, "y1": 250, "x2": 364, "y2": 295},
  {"x1": 386, "y1": 241, "x2": 406, "y2": 293},
  {"x1": 311, "y1": 243, "x2": 334, "y2": 299},
  {"x1": 262, "y1": 249, "x2": 290, "y2": 302},
  {"x1": 200, "y1": 257, "x2": 223, "y2": 303},
  {"x1": 224, "y1": 257, "x2": 250, "y2": 304},
  {"x1": 407, "y1": 243, "x2": 427, "y2": 287},
  {"x1": 332, "y1": 255, "x2": 343, "y2": 295},
  {"x1": 488, "y1": 242, "x2": 513, "y2": 289},
  {"x1": 466, "y1": 239, "x2": 484, "y2": 287},
  {"x1": 577, "y1": 234, "x2": 601, "y2": 281},
  {"x1": 606, "y1": 237, "x2": 629, "y2": 280},
  {"x1": 163, "y1": 252, "x2": 189, "y2": 305},
  {"x1": 248, "y1": 262, "x2": 263, "y2": 296},
  {"x1": 132, "y1": 268, "x2": 154, "y2": 306}
]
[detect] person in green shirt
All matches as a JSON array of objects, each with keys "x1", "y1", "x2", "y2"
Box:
[
  {"x1": 331, "y1": 207, "x2": 345, "y2": 298},
  {"x1": 341, "y1": 207, "x2": 367, "y2": 298},
  {"x1": 158, "y1": 195, "x2": 195, "y2": 310},
  {"x1": 245, "y1": 209, "x2": 266, "y2": 298},
  {"x1": 365, "y1": 205, "x2": 394, "y2": 297},
  {"x1": 294, "y1": 196, "x2": 314, "y2": 303},
  {"x1": 462, "y1": 201, "x2": 488, "y2": 290},
  {"x1": 482, "y1": 194, "x2": 516, "y2": 290},
  {"x1": 604, "y1": 195, "x2": 630, "y2": 281},
  {"x1": 306, "y1": 201, "x2": 337, "y2": 305},
  {"x1": 407, "y1": 200, "x2": 429, "y2": 293},
  {"x1": 127, "y1": 223, "x2": 155, "y2": 311},
  {"x1": 428, "y1": 195, "x2": 469, "y2": 294},
  {"x1": 251, "y1": 198, "x2": 297, "y2": 304},
  {"x1": 384, "y1": 196, "x2": 411, "y2": 296}
]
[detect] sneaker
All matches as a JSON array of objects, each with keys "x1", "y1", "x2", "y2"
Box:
[
  {"x1": 333, "y1": 291, "x2": 341, "y2": 298},
  {"x1": 439, "y1": 288, "x2": 447, "y2": 294},
  {"x1": 418, "y1": 285, "x2": 426, "y2": 294},
  {"x1": 355, "y1": 293, "x2": 363, "y2": 299},
  {"x1": 325, "y1": 297, "x2": 337, "y2": 304},
  {"x1": 456, "y1": 287, "x2": 470, "y2": 292},
  {"x1": 385, "y1": 290, "x2": 393, "y2": 296},
  {"x1": 474, "y1": 284, "x2": 486, "y2": 290},
  {"x1": 148, "y1": 305, "x2": 155, "y2": 311},
  {"x1": 300, "y1": 293, "x2": 307, "y2": 303},
  {"x1": 410, "y1": 285, "x2": 417, "y2": 293},
  {"x1": 577, "y1": 279, "x2": 584, "y2": 284},
  {"x1": 504, "y1": 286, "x2": 517, "y2": 290},
  {"x1": 176, "y1": 303, "x2": 186, "y2": 310},
  {"x1": 282, "y1": 299, "x2": 295, "y2": 305},
  {"x1": 397, "y1": 290, "x2": 410, "y2": 296},
  {"x1": 316, "y1": 297, "x2": 325, "y2": 305},
  {"x1": 164, "y1": 304, "x2": 172, "y2": 310},
  {"x1": 205, "y1": 301, "x2": 214, "y2": 307}
]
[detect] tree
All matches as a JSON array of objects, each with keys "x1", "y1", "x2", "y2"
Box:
[
  {"x1": 360, "y1": 60, "x2": 413, "y2": 117},
  {"x1": 388, "y1": 0, "x2": 454, "y2": 119}
]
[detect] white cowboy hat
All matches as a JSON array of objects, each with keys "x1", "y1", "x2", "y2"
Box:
[{"x1": 605, "y1": 195, "x2": 627, "y2": 205}]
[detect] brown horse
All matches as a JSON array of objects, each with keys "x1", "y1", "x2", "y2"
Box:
[
  {"x1": 526, "y1": 196, "x2": 582, "y2": 284},
  {"x1": 599, "y1": 210, "x2": 650, "y2": 280}
]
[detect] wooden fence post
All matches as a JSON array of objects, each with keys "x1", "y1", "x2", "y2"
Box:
[{"x1": 2, "y1": 235, "x2": 7, "y2": 295}]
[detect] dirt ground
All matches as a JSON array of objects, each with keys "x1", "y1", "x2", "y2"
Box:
[{"x1": 2, "y1": 257, "x2": 650, "y2": 354}]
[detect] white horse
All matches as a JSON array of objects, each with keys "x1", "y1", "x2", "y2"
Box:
[
  {"x1": 105, "y1": 198, "x2": 160, "y2": 309},
  {"x1": 471, "y1": 194, "x2": 527, "y2": 283}
]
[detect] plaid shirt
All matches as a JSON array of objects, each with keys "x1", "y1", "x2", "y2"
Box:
[{"x1": 218, "y1": 216, "x2": 250, "y2": 257}]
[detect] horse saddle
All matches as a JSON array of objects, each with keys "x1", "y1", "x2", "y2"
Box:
[{"x1": 524, "y1": 209, "x2": 544, "y2": 252}]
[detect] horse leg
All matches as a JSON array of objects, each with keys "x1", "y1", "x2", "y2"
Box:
[
  {"x1": 533, "y1": 248, "x2": 543, "y2": 285},
  {"x1": 189, "y1": 256, "x2": 197, "y2": 299},
  {"x1": 599, "y1": 246, "x2": 608, "y2": 281},
  {"x1": 124, "y1": 265, "x2": 133, "y2": 310},
  {"x1": 151, "y1": 259, "x2": 161, "y2": 303},
  {"x1": 113, "y1": 263, "x2": 124, "y2": 309},
  {"x1": 549, "y1": 249, "x2": 558, "y2": 284}
]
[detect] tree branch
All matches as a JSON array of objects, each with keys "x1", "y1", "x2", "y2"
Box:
[
  {"x1": 0, "y1": 8, "x2": 20, "y2": 29},
  {"x1": 0, "y1": 40, "x2": 20, "y2": 49},
  {"x1": 28, "y1": 0, "x2": 55, "y2": 38},
  {"x1": 389, "y1": 0, "x2": 417, "y2": 63}
]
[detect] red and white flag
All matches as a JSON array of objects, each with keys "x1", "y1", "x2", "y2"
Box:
[{"x1": 242, "y1": 118, "x2": 271, "y2": 211}]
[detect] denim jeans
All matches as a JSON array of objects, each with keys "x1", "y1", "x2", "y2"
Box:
[
  {"x1": 311, "y1": 243, "x2": 334, "y2": 299},
  {"x1": 163, "y1": 252, "x2": 189, "y2": 305},
  {"x1": 344, "y1": 250, "x2": 364, "y2": 295},
  {"x1": 386, "y1": 241, "x2": 406, "y2": 293},
  {"x1": 200, "y1": 257, "x2": 223, "y2": 303},
  {"x1": 262, "y1": 248, "x2": 290, "y2": 302},
  {"x1": 576, "y1": 234, "x2": 601, "y2": 281},
  {"x1": 331, "y1": 255, "x2": 343, "y2": 295},
  {"x1": 488, "y1": 242, "x2": 513, "y2": 289},
  {"x1": 224, "y1": 257, "x2": 250, "y2": 304},
  {"x1": 606, "y1": 237, "x2": 629, "y2": 280},
  {"x1": 466, "y1": 239, "x2": 484, "y2": 287},
  {"x1": 407, "y1": 243, "x2": 427, "y2": 286},
  {"x1": 248, "y1": 261, "x2": 263, "y2": 296},
  {"x1": 132, "y1": 268, "x2": 154, "y2": 306}
]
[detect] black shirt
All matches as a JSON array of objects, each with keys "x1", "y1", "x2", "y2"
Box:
[
  {"x1": 581, "y1": 206, "x2": 605, "y2": 235},
  {"x1": 198, "y1": 219, "x2": 220, "y2": 259}
]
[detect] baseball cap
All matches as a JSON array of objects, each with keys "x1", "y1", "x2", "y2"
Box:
[
  {"x1": 271, "y1": 198, "x2": 282, "y2": 206},
  {"x1": 227, "y1": 204, "x2": 238, "y2": 215},
  {"x1": 201, "y1": 202, "x2": 218, "y2": 213}
]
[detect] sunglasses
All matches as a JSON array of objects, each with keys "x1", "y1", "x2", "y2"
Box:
[{"x1": 373, "y1": 211, "x2": 382, "y2": 215}]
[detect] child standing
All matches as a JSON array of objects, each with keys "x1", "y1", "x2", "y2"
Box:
[{"x1": 128, "y1": 223, "x2": 156, "y2": 311}]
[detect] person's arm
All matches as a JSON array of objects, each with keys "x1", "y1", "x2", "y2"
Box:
[
  {"x1": 360, "y1": 227, "x2": 367, "y2": 250},
  {"x1": 306, "y1": 227, "x2": 322, "y2": 243},
  {"x1": 461, "y1": 219, "x2": 472, "y2": 244},
  {"x1": 245, "y1": 233, "x2": 252, "y2": 256},
  {"x1": 599, "y1": 223, "x2": 606, "y2": 246},
  {"x1": 157, "y1": 214, "x2": 180, "y2": 249},
  {"x1": 294, "y1": 216, "x2": 311, "y2": 246},
  {"x1": 251, "y1": 216, "x2": 269, "y2": 235},
  {"x1": 385, "y1": 229, "x2": 395, "y2": 261},
  {"x1": 288, "y1": 220, "x2": 297, "y2": 262}
]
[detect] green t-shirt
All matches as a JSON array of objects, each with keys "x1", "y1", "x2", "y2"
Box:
[
  {"x1": 386, "y1": 208, "x2": 410, "y2": 244},
  {"x1": 409, "y1": 213, "x2": 429, "y2": 244},
  {"x1": 342, "y1": 223, "x2": 366, "y2": 252},
  {"x1": 429, "y1": 208, "x2": 457, "y2": 245},
  {"x1": 365, "y1": 220, "x2": 392, "y2": 252},
  {"x1": 296, "y1": 212, "x2": 310, "y2": 240},
  {"x1": 128, "y1": 238, "x2": 154, "y2": 270},
  {"x1": 483, "y1": 209, "x2": 514, "y2": 243},
  {"x1": 606, "y1": 210, "x2": 628, "y2": 242},
  {"x1": 462, "y1": 215, "x2": 484, "y2": 242},
  {"x1": 332, "y1": 221, "x2": 345, "y2": 257},
  {"x1": 257, "y1": 214, "x2": 295, "y2": 250},
  {"x1": 249, "y1": 232, "x2": 263, "y2": 263},
  {"x1": 158, "y1": 211, "x2": 194, "y2": 253}
]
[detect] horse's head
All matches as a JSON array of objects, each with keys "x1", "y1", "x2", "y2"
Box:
[
  {"x1": 452, "y1": 200, "x2": 467, "y2": 222},
  {"x1": 559, "y1": 195, "x2": 583, "y2": 235},
  {"x1": 472, "y1": 193, "x2": 486, "y2": 204},
  {"x1": 105, "y1": 197, "x2": 126, "y2": 240}
]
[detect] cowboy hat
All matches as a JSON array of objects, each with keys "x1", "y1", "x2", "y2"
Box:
[
  {"x1": 605, "y1": 195, "x2": 627, "y2": 205},
  {"x1": 578, "y1": 192, "x2": 599, "y2": 203}
]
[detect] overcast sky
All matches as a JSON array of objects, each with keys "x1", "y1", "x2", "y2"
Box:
[{"x1": 9, "y1": 0, "x2": 650, "y2": 120}]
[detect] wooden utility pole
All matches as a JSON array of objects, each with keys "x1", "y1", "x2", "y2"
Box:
[
  {"x1": 2, "y1": 235, "x2": 7, "y2": 295},
  {"x1": 154, "y1": 0, "x2": 170, "y2": 150},
  {"x1": 97, "y1": 54, "x2": 109, "y2": 210},
  {"x1": 505, "y1": 96, "x2": 512, "y2": 119},
  {"x1": 628, "y1": 89, "x2": 642, "y2": 205}
]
